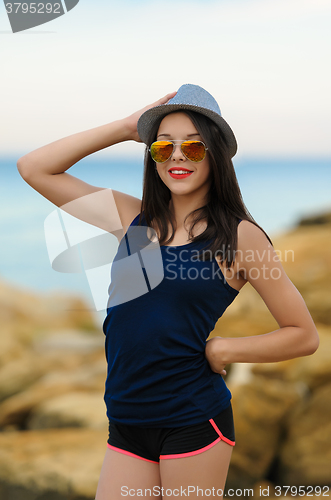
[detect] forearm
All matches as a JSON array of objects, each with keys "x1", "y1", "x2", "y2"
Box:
[
  {"x1": 17, "y1": 118, "x2": 133, "y2": 177},
  {"x1": 206, "y1": 325, "x2": 319, "y2": 368}
]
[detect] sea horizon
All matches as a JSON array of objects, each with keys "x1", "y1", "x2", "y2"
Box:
[{"x1": 1, "y1": 154, "x2": 330, "y2": 323}]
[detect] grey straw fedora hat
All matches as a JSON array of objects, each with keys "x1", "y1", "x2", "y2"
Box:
[{"x1": 137, "y1": 84, "x2": 237, "y2": 158}]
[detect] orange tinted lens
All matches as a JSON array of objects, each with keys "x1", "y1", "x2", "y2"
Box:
[
  {"x1": 150, "y1": 141, "x2": 173, "y2": 163},
  {"x1": 181, "y1": 141, "x2": 206, "y2": 162}
]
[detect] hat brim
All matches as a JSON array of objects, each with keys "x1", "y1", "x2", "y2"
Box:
[{"x1": 137, "y1": 103, "x2": 237, "y2": 158}]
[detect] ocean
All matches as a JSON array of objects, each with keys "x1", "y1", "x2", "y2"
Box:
[{"x1": 1, "y1": 154, "x2": 330, "y2": 322}]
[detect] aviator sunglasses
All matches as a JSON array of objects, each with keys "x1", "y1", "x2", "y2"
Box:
[{"x1": 149, "y1": 140, "x2": 208, "y2": 164}]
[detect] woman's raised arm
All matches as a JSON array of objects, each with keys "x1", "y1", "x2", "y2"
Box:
[{"x1": 17, "y1": 91, "x2": 177, "y2": 232}]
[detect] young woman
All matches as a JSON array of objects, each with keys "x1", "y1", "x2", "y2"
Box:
[{"x1": 17, "y1": 84, "x2": 319, "y2": 500}]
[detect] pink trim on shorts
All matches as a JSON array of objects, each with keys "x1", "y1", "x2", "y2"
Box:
[
  {"x1": 159, "y1": 437, "x2": 221, "y2": 459},
  {"x1": 209, "y1": 418, "x2": 235, "y2": 446},
  {"x1": 107, "y1": 443, "x2": 159, "y2": 464}
]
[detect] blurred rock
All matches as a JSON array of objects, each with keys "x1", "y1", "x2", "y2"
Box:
[
  {"x1": 297, "y1": 211, "x2": 331, "y2": 226},
  {"x1": 0, "y1": 210, "x2": 330, "y2": 496},
  {"x1": 225, "y1": 362, "x2": 254, "y2": 387},
  {"x1": 0, "y1": 327, "x2": 25, "y2": 368},
  {"x1": 27, "y1": 392, "x2": 107, "y2": 430},
  {"x1": 33, "y1": 329, "x2": 104, "y2": 354},
  {"x1": 0, "y1": 357, "x2": 106, "y2": 428},
  {"x1": 0, "y1": 428, "x2": 106, "y2": 499},
  {"x1": 0, "y1": 279, "x2": 98, "y2": 346},
  {"x1": 279, "y1": 382, "x2": 331, "y2": 485},
  {"x1": 227, "y1": 376, "x2": 302, "y2": 488},
  {"x1": 0, "y1": 352, "x2": 49, "y2": 402},
  {"x1": 272, "y1": 223, "x2": 331, "y2": 325}
]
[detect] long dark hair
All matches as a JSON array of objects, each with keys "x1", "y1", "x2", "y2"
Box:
[{"x1": 140, "y1": 110, "x2": 273, "y2": 268}]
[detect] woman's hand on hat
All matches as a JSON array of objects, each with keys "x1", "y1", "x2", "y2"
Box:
[{"x1": 124, "y1": 91, "x2": 177, "y2": 143}]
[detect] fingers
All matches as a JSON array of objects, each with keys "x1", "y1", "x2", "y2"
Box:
[
  {"x1": 164, "y1": 90, "x2": 177, "y2": 101},
  {"x1": 154, "y1": 91, "x2": 177, "y2": 107}
]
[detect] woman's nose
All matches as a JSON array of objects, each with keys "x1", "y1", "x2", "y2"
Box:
[{"x1": 172, "y1": 144, "x2": 186, "y2": 161}]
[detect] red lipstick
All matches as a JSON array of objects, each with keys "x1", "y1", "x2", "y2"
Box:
[{"x1": 168, "y1": 167, "x2": 193, "y2": 179}]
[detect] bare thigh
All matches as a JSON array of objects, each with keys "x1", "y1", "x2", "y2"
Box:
[
  {"x1": 159, "y1": 440, "x2": 233, "y2": 499},
  {"x1": 95, "y1": 448, "x2": 162, "y2": 500}
]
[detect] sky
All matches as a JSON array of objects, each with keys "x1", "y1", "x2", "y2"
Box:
[{"x1": 1, "y1": 0, "x2": 331, "y2": 160}]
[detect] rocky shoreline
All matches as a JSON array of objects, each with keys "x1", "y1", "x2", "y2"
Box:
[{"x1": 0, "y1": 212, "x2": 330, "y2": 499}]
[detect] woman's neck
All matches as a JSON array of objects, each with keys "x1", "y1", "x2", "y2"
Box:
[{"x1": 169, "y1": 193, "x2": 208, "y2": 228}]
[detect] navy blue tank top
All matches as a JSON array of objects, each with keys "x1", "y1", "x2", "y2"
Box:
[{"x1": 102, "y1": 213, "x2": 240, "y2": 427}]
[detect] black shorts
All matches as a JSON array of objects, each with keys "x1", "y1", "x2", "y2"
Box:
[{"x1": 107, "y1": 402, "x2": 235, "y2": 464}]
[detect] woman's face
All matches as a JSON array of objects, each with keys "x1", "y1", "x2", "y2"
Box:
[{"x1": 154, "y1": 112, "x2": 211, "y2": 200}]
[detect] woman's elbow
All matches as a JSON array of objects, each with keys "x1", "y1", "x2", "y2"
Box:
[
  {"x1": 303, "y1": 327, "x2": 320, "y2": 356},
  {"x1": 17, "y1": 155, "x2": 29, "y2": 179},
  {"x1": 17, "y1": 155, "x2": 35, "y2": 182}
]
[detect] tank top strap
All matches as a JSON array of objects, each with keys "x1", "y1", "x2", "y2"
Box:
[{"x1": 129, "y1": 212, "x2": 146, "y2": 227}]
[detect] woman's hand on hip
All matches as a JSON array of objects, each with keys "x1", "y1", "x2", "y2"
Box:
[
  {"x1": 205, "y1": 337, "x2": 227, "y2": 376},
  {"x1": 124, "y1": 91, "x2": 177, "y2": 143}
]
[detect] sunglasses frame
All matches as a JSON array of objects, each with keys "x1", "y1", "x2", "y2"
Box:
[{"x1": 149, "y1": 140, "x2": 208, "y2": 164}]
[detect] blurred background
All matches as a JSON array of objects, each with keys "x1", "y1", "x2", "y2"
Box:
[{"x1": 0, "y1": 0, "x2": 330, "y2": 498}]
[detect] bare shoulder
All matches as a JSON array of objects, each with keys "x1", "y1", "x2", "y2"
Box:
[
  {"x1": 237, "y1": 219, "x2": 271, "y2": 249},
  {"x1": 236, "y1": 220, "x2": 274, "y2": 265},
  {"x1": 235, "y1": 219, "x2": 276, "y2": 279}
]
